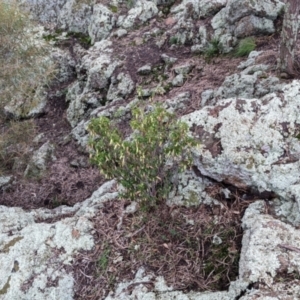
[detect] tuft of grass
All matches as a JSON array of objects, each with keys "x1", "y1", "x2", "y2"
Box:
[
  {"x1": 235, "y1": 37, "x2": 256, "y2": 57},
  {"x1": 203, "y1": 38, "x2": 223, "y2": 59},
  {"x1": 66, "y1": 31, "x2": 92, "y2": 48},
  {"x1": 0, "y1": 120, "x2": 36, "y2": 175},
  {"x1": 109, "y1": 5, "x2": 118, "y2": 13},
  {"x1": 169, "y1": 36, "x2": 179, "y2": 45}
]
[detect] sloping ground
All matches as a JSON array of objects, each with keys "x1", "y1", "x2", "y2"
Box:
[{"x1": 2, "y1": 0, "x2": 300, "y2": 299}]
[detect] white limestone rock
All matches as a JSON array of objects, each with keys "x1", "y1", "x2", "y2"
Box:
[
  {"x1": 0, "y1": 180, "x2": 118, "y2": 299},
  {"x1": 58, "y1": 0, "x2": 93, "y2": 34},
  {"x1": 88, "y1": 4, "x2": 116, "y2": 44},
  {"x1": 24, "y1": 142, "x2": 55, "y2": 177},
  {"x1": 234, "y1": 15, "x2": 275, "y2": 38},
  {"x1": 182, "y1": 81, "x2": 300, "y2": 202},
  {"x1": 167, "y1": 170, "x2": 219, "y2": 207},
  {"x1": 225, "y1": 0, "x2": 285, "y2": 24},
  {"x1": 106, "y1": 73, "x2": 135, "y2": 102},
  {"x1": 171, "y1": 0, "x2": 227, "y2": 20},
  {"x1": 118, "y1": 0, "x2": 158, "y2": 29}
]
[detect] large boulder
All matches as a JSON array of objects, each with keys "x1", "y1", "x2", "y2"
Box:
[
  {"x1": 66, "y1": 40, "x2": 121, "y2": 127},
  {"x1": 171, "y1": 0, "x2": 227, "y2": 20},
  {"x1": 57, "y1": 0, "x2": 93, "y2": 34},
  {"x1": 117, "y1": 0, "x2": 158, "y2": 29},
  {"x1": 0, "y1": 180, "x2": 118, "y2": 299},
  {"x1": 211, "y1": 0, "x2": 284, "y2": 51},
  {"x1": 182, "y1": 80, "x2": 300, "y2": 202},
  {"x1": 88, "y1": 4, "x2": 116, "y2": 44}
]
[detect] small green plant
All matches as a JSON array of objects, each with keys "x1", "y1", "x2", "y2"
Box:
[
  {"x1": 66, "y1": 31, "x2": 91, "y2": 48},
  {"x1": 109, "y1": 5, "x2": 118, "y2": 13},
  {"x1": 235, "y1": 37, "x2": 256, "y2": 57},
  {"x1": 169, "y1": 36, "x2": 179, "y2": 45},
  {"x1": 204, "y1": 38, "x2": 223, "y2": 59},
  {"x1": 88, "y1": 105, "x2": 197, "y2": 210},
  {"x1": 98, "y1": 245, "x2": 111, "y2": 272}
]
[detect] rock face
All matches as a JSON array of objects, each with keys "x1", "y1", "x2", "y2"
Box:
[
  {"x1": 0, "y1": 181, "x2": 118, "y2": 299},
  {"x1": 183, "y1": 80, "x2": 300, "y2": 202}
]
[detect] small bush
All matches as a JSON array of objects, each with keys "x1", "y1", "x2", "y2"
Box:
[
  {"x1": 204, "y1": 38, "x2": 223, "y2": 58},
  {"x1": 88, "y1": 105, "x2": 197, "y2": 210},
  {"x1": 235, "y1": 37, "x2": 256, "y2": 57}
]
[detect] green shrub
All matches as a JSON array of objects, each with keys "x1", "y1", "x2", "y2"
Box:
[
  {"x1": 235, "y1": 37, "x2": 256, "y2": 57},
  {"x1": 204, "y1": 38, "x2": 223, "y2": 58},
  {"x1": 88, "y1": 105, "x2": 197, "y2": 210}
]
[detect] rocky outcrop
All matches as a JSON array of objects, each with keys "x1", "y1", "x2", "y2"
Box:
[
  {"x1": 212, "y1": 0, "x2": 284, "y2": 51},
  {"x1": 4, "y1": 0, "x2": 300, "y2": 298},
  {"x1": 0, "y1": 180, "x2": 118, "y2": 299},
  {"x1": 183, "y1": 80, "x2": 300, "y2": 201}
]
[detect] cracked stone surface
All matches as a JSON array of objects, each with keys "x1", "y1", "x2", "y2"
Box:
[{"x1": 0, "y1": 180, "x2": 118, "y2": 299}]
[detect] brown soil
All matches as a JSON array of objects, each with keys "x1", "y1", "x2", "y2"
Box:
[{"x1": 0, "y1": 82, "x2": 104, "y2": 209}]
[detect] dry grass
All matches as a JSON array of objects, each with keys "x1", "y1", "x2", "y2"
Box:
[
  {"x1": 0, "y1": 0, "x2": 55, "y2": 175},
  {"x1": 0, "y1": 120, "x2": 36, "y2": 176},
  {"x1": 72, "y1": 190, "x2": 246, "y2": 299},
  {"x1": 0, "y1": 0, "x2": 54, "y2": 114}
]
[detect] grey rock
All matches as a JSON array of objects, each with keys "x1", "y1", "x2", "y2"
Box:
[
  {"x1": 167, "y1": 170, "x2": 219, "y2": 207},
  {"x1": 237, "y1": 51, "x2": 263, "y2": 70},
  {"x1": 164, "y1": 92, "x2": 191, "y2": 112},
  {"x1": 137, "y1": 65, "x2": 152, "y2": 75},
  {"x1": 171, "y1": 0, "x2": 227, "y2": 20},
  {"x1": 118, "y1": 0, "x2": 158, "y2": 29},
  {"x1": 174, "y1": 63, "x2": 193, "y2": 75},
  {"x1": 182, "y1": 81, "x2": 300, "y2": 202},
  {"x1": 50, "y1": 48, "x2": 77, "y2": 84},
  {"x1": 4, "y1": 88, "x2": 48, "y2": 119},
  {"x1": 19, "y1": 0, "x2": 68, "y2": 24},
  {"x1": 171, "y1": 74, "x2": 184, "y2": 87},
  {"x1": 215, "y1": 73, "x2": 258, "y2": 99},
  {"x1": 225, "y1": 0, "x2": 285, "y2": 24},
  {"x1": 114, "y1": 28, "x2": 128, "y2": 38},
  {"x1": 201, "y1": 89, "x2": 215, "y2": 106},
  {"x1": 0, "y1": 176, "x2": 12, "y2": 190},
  {"x1": 235, "y1": 15, "x2": 275, "y2": 38},
  {"x1": 106, "y1": 73, "x2": 135, "y2": 102},
  {"x1": 88, "y1": 4, "x2": 116, "y2": 44},
  {"x1": 58, "y1": 0, "x2": 92, "y2": 34},
  {"x1": 237, "y1": 200, "x2": 300, "y2": 299},
  {"x1": 24, "y1": 142, "x2": 55, "y2": 177},
  {"x1": 0, "y1": 180, "x2": 118, "y2": 299}
]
